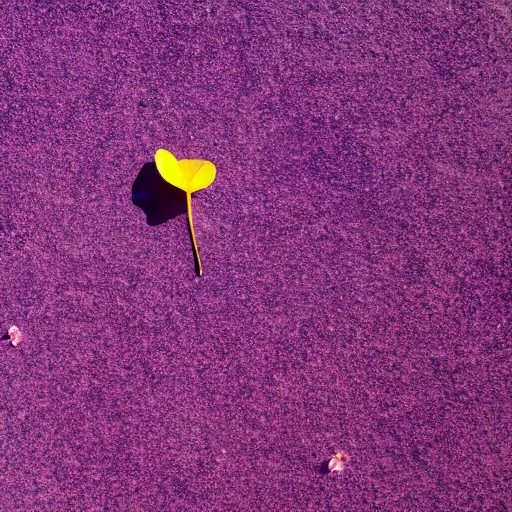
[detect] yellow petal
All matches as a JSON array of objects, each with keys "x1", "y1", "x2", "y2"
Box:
[
  {"x1": 178, "y1": 159, "x2": 216, "y2": 193},
  {"x1": 155, "y1": 150, "x2": 216, "y2": 194},
  {"x1": 153, "y1": 149, "x2": 216, "y2": 276},
  {"x1": 154, "y1": 149, "x2": 187, "y2": 191}
]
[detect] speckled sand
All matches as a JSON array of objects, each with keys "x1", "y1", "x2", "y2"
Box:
[{"x1": 1, "y1": 2, "x2": 511, "y2": 511}]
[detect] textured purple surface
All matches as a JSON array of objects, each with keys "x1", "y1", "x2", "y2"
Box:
[{"x1": 1, "y1": 1, "x2": 511, "y2": 511}]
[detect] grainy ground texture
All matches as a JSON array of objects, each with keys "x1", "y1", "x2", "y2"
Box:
[{"x1": 1, "y1": 1, "x2": 511, "y2": 511}]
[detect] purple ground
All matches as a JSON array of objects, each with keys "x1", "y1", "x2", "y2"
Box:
[{"x1": 1, "y1": 1, "x2": 511, "y2": 511}]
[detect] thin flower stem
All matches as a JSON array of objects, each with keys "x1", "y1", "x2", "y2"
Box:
[{"x1": 186, "y1": 191, "x2": 202, "y2": 276}]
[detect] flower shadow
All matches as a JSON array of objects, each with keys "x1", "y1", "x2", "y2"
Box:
[{"x1": 132, "y1": 162, "x2": 187, "y2": 226}]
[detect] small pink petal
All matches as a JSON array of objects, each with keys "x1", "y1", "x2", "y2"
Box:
[{"x1": 8, "y1": 326, "x2": 22, "y2": 347}]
